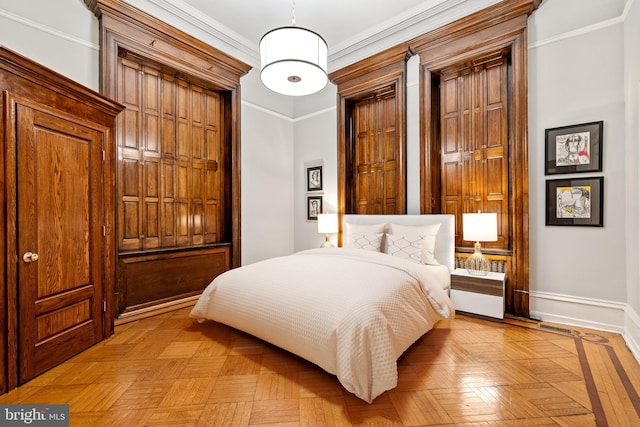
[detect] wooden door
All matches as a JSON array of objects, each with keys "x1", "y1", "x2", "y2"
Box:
[
  {"x1": 16, "y1": 103, "x2": 105, "y2": 383},
  {"x1": 353, "y1": 89, "x2": 402, "y2": 214},
  {"x1": 440, "y1": 56, "x2": 509, "y2": 249}
]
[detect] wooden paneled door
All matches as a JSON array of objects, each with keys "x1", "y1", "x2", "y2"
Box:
[
  {"x1": 15, "y1": 102, "x2": 106, "y2": 384},
  {"x1": 353, "y1": 87, "x2": 403, "y2": 214},
  {"x1": 440, "y1": 55, "x2": 509, "y2": 250}
]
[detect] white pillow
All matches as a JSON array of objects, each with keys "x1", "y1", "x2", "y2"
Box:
[
  {"x1": 347, "y1": 232, "x2": 384, "y2": 251},
  {"x1": 387, "y1": 223, "x2": 441, "y2": 265},
  {"x1": 344, "y1": 222, "x2": 386, "y2": 251}
]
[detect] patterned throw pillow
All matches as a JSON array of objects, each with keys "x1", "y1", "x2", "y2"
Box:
[
  {"x1": 349, "y1": 232, "x2": 384, "y2": 251},
  {"x1": 387, "y1": 223, "x2": 441, "y2": 265},
  {"x1": 344, "y1": 223, "x2": 386, "y2": 251},
  {"x1": 386, "y1": 233, "x2": 424, "y2": 263}
]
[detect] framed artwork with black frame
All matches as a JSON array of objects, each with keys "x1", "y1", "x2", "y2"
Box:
[
  {"x1": 306, "y1": 165, "x2": 323, "y2": 191},
  {"x1": 307, "y1": 196, "x2": 323, "y2": 221},
  {"x1": 545, "y1": 121, "x2": 603, "y2": 175},
  {"x1": 545, "y1": 176, "x2": 603, "y2": 227}
]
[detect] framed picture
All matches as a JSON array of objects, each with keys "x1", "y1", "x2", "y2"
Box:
[
  {"x1": 545, "y1": 121, "x2": 603, "y2": 175},
  {"x1": 545, "y1": 176, "x2": 603, "y2": 227},
  {"x1": 307, "y1": 196, "x2": 323, "y2": 221},
  {"x1": 306, "y1": 166, "x2": 323, "y2": 191}
]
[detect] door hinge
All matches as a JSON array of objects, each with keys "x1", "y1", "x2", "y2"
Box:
[
  {"x1": 103, "y1": 225, "x2": 106, "y2": 236},
  {"x1": 103, "y1": 300, "x2": 107, "y2": 312},
  {"x1": 102, "y1": 150, "x2": 105, "y2": 161}
]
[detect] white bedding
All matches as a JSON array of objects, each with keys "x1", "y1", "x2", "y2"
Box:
[{"x1": 190, "y1": 247, "x2": 454, "y2": 403}]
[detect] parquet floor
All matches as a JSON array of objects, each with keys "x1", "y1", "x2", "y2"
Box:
[{"x1": 2, "y1": 307, "x2": 640, "y2": 426}]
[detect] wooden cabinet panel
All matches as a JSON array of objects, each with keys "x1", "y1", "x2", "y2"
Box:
[
  {"x1": 117, "y1": 247, "x2": 230, "y2": 313},
  {"x1": 440, "y1": 56, "x2": 509, "y2": 250},
  {"x1": 117, "y1": 57, "x2": 226, "y2": 252},
  {"x1": 353, "y1": 90, "x2": 402, "y2": 214}
]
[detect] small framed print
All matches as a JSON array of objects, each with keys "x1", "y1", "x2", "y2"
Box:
[
  {"x1": 306, "y1": 166, "x2": 323, "y2": 191},
  {"x1": 545, "y1": 176, "x2": 603, "y2": 227},
  {"x1": 307, "y1": 196, "x2": 323, "y2": 221},
  {"x1": 545, "y1": 121, "x2": 603, "y2": 175}
]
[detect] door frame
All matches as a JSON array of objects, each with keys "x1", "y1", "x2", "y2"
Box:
[
  {"x1": 330, "y1": 45, "x2": 410, "y2": 244},
  {"x1": 412, "y1": 2, "x2": 536, "y2": 317}
]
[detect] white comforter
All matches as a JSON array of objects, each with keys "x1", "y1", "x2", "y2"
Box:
[{"x1": 190, "y1": 247, "x2": 454, "y2": 403}]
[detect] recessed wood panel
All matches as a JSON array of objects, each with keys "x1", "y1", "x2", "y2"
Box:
[
  {"x1": 36, "y1": 301, "x2": 91, "y2": 341},
  {"x1": 118, "y1": 247, "x2": 230, "y2": 310}
]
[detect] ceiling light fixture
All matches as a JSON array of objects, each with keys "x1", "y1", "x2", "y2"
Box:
[{"x1": 259, "y1": 0, "x2": 328, "y2": 96}]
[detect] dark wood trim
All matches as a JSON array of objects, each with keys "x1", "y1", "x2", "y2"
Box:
[
  {"x1": 575, "y1": 337, "x2": 608, "y2": 427},
  {"x1": 230, "y1": 87, "x2": 242, "y2": 268},
  {"x1": 329, "y1": 45, "x2": 411, "y2": 88},
  {"x1": 85, "y1": 0, "x2": 250, "y2": 91},
  {"x1": 606, "y1": 345, "x2": 640, "y2": 418},
  {"x1": 410, "y1": 0, "x2": 542, "y2": 65},
  {"x1": 330, "y1": 45, "x2": 411, "y2": 244},
  {"x1": 410, "y1": 0, "x2": 539, "y2": 318}
]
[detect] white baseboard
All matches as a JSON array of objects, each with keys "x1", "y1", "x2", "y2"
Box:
[
  {"x1": 530, "y1": 291, "x2": 640, "y2": 364},
  {"x1": 624, "y1": 306, "x2": 640, "y2": 362}
]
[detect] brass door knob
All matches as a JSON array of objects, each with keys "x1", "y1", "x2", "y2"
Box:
[{"x1": 23, "y1": 252, "x2": 39, "y2": 263}]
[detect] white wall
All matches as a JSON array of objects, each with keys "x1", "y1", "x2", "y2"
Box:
[
  {"x1": 0, "y1": 0, "x2": 99, "y2": 90},
  {"x1": 527, "y1": 0, "x2": 630, "y2": 332},
  {"x1": 292, "y1": 84, "x2": 338, "y2": 251},
  {"x1": 239, "y1": 69, "x2": 296, "y2": 264}
]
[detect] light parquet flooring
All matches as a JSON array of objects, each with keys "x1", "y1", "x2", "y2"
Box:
[{"x1": 2, "y1": 308, "x2": 640, "y2": 426}]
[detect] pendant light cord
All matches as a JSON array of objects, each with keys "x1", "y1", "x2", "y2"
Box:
[{"x1": 291, "y1": 0, "x2": 296, "y2": 26}]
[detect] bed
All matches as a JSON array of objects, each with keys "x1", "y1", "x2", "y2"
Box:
[{"x1": 190, "y1": 214, "x2": 455, "y2": 403}]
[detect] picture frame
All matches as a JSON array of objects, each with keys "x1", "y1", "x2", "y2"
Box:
[
  {"x1": 306, "y1": 166, "x2": 323, "y2": 191},
  {"x1": 545, "y1": 121, "x2": 603, "y2": 175},
  {"x1": 307, "y1": 196, "x2": 323, "y2": 221},
  {"x1": 545, "y1": 176, "x2": 603, "y2": 227}
]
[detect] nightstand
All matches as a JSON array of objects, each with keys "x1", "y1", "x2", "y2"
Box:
[{"x1": 450, "y1": 268, "x2": 506, "y2": 319}]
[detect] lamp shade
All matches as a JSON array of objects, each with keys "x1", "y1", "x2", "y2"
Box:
[
  {"x1": 317, "y1": 213, "x2": 338, "y2": 234},
  {"x1": 462, "y1": 212, "x2": 498, "y2": 242},
  {"x1": 260, "y1": 26, "x2": 328, "y2": 96}
]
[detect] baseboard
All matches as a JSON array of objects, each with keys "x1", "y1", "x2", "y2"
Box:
[
  {"x1": 624, "y1": 305, "x2": 640, "y2": 362},
  {"x1": 114, "y1": 295, "x2": 200, "y2": 325},
  {"x1": 530, "y1": 291, "x2": 640, "y2": 365},
  {"x1": 530, "y1": 291, "x2": 626, "y2": 334}
]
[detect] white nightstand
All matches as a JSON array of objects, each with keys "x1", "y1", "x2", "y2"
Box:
[{"x1": 450, "y1": 268, "x2": 506, "y2": 319}]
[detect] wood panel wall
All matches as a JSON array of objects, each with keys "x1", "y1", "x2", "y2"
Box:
[{"x1": 85, "y1": 0, "x2": 250, "y2": 318}]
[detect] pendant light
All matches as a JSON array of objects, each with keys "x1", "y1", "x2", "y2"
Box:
[{"x1": 259, "y1": 0, "x2": 328, "y2": 96}]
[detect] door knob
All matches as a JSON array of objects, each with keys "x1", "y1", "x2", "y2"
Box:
[{"x1": 23, "y1": 252, "x2": 39, "y2": 263}]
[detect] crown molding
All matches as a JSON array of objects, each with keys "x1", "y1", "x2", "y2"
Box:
[{"x1": 123, "y1": 0, "x2": 501, "y2": 72}]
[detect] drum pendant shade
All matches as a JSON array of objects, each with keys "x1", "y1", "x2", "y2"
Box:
[{"x1": 260, "y1": 26, "x2": 328, "y2": 96}]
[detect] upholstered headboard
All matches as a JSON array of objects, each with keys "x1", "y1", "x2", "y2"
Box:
[{"x1": 342, "y1": 214, "x2": 456, "y2": 272}]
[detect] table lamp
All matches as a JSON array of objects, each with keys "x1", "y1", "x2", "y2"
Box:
[
  {"x1": 462, "y1": 211, "x2": 497, "y2": 275},
  {"x1": 317, "y1": 213, "x2": 338, "y2": 248}
]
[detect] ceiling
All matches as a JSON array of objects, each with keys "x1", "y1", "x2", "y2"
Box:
[{"x1": 126, "y1": 0, "x2": 501, "y2": 72}]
